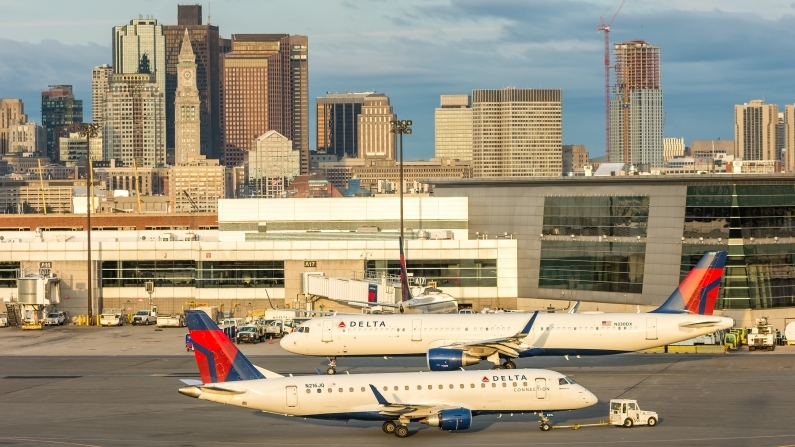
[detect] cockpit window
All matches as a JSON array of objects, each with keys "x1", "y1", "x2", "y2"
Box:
[
  {"x1": 558, "y1": 378, "x2": 568, "y2": 385},
  {"x1": 296, "y1": 326, "x2": 310, "y2": 333},
  {"x1": 565, "y1": 377, "x2": 577, "y2": 384}
]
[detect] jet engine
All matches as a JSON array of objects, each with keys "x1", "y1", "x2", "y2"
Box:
[
  {"x1": 422, "y1": 408, "x2": 473, "y2": 430},
  {"x1": 426, "y1": 348, "x2": 482, "y2": 371}
]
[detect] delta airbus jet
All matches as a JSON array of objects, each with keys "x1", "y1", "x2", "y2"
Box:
[
  {"x1": 178, "y1": 310, "x2": 597, "y2": 438},
  {"x1": 282, "y1": 251, "x2": 732, "y2": 374}
]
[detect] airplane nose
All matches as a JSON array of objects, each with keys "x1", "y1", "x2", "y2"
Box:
[{"x1": 581, "y1": 387, "x2": 598, "y2": 406}]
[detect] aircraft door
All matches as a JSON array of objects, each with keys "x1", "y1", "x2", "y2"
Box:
[
  {"x1": 286, "y1": 386, "x2": 298, "y2": 408},
  {"x1": 646, "y1": 317, "x2": 658, "y2": 340},
  {"x1": 535, "y1": 378, "x2": 547, "y2": 400},
  {"x1": 322, "y1": 320, "x2": 333, "y2": 342},
  {"x1": 412, "y1": 319, "x2": 422, "y2": 341}
]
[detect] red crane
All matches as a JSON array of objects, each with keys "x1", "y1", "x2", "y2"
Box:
[{"x1": 597, "y1": 0, "x2": 626, "y2": 161}]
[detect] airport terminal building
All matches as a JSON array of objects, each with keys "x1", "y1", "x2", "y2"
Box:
[{"x1": 1, "y1": 174, "x2": 795, "y2": 327}]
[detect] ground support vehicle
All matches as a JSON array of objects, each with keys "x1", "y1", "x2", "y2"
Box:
[
  {"x1": 260, "y1": 319, "x2": 285, "y2": 338},
  {"x1": 236, "y1": 324, "x2": 266, "y2": 344},
  {"x1": 157, "y1": 314, "x2": 186, "y2": 328},
  {"x1": 132, "y1": 309, "x2": 157, "y2": 325},
  {"x1": 748, "y1": 317, "x2": 776, "y2": 351},
  {"x1": 43, "y1": 311, "x2": 67, "y2": 326},
  {"x1": 0, "y1": 312, "x2": 8, "y2": 328},
  {"x1": 551, "y1": 399, "x2": 657, "y2": 431},
  {"x1": 100, "y1": 309, "x2": 125, "y2": 326}
]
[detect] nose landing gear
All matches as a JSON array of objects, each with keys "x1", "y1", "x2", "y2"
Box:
[{"x1": 326, "y1": 357, "x2": 337, "y2": 375}]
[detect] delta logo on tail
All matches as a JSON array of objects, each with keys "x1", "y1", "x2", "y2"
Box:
[
  {"x1": 399, "y1": 237, "x2": 413, "y2": 302},
  {"x1": 185, "y1": 311, "x2": 265, "y2": 384},
  {"x1": 651, "y1": 251, "x2": 727, "y2": 315}
]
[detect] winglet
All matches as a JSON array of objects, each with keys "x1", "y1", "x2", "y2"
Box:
[
  {"x1": 651, "y1": 251, "x2": 727, "y2": 315},
  {"x1": 568, "y1": 301, "x2": 581, "y2": 314},
  {"x1": 399, "y1": 237, "x2": 414, "y2": 302},
  {"x1": 519, "y1": 311, "x2": 539, "y2": 335},
  {"x1": 369, "y1": 384, "x2": 391, "y2": 405}
]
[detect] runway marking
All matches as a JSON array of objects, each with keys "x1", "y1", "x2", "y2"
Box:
[{"x1": 0, "y1": 437, "x2": 103, "y2": 446}]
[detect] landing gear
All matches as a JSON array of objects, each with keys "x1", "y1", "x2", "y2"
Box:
[
  {"x1": 382, "y1": 421, "x2": 396, "y2": 434},
  {"x1": 504, "y1": 360, "x2": 516, "y2": 369},
  {"x1": 537, "y1": 412, "x2": 552, "y2": 432},
  {"x1": 326, "y1": 357, "x2": 337, "y2": 375},
  {"x1": 394, "y1": 425, "x2": 409, "y2": 438},
  {"x1": 491, "y1": 364, "x2": 503, "y2": 370}
]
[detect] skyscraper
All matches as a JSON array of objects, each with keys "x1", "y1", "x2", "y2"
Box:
[
  {"x1": 472, "y1": 88, "x2": 562, "y2": 177},
  {"x1": 41, "y1": 85, "x2": 83, "y2": 161},
  {"x1": 735, "y1": 100, "x2": 777, "y2": 163},
  {"x1": 103, "y1": 71, "x2": 166, "y2": 167},
  {"x1": 316, "y1": 92, "x2": 371, "y2": 159},
  {"x1": 562, "y1": 144, "x2": 589, "y2": 174},
  {"x1": 785, "y1": 105, "x2": 795, "y2": 173},
  {"x1": 92, "y1": 64, "x2": 113, "y2": 125},
  {"x1": 164, "y1": 5, "x2": 221, "y2": 160},
  {"x1": 777, "y1": 111, "x2": 786, "y2": 164},
  {"x1": 357, "y1": 94, "x2": 395, "y2": 160},
  {"x1": 609, "y1": 40, "x2": 664, "y2": 168},
  {"x1": 434, "y1": 94, "x2": 472, "y2": 161},
  {"x1": 174, "y1": 30, "x2": 201, "y2": 166},
  {"x1": 221, "y1": 34, "x2": 308, "y2": 172},
  {"x1": 0, "y1": 98, "x2": 27, "y2": 155},
  {"x1": 112, "y1": 19, "x2": 166, "y2": 94},
  {"x1": 245, "y1": 130, "x2": 300, "y2": 198}
]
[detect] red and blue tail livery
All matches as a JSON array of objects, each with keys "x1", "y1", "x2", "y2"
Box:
[
  {"x1": 651, "y1": 251, "x2": 727, "y2": 315},
  {"x1": 185, "y1": 310, "x2": 265, "y2": 383}
]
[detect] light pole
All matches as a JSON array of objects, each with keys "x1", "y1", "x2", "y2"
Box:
[
  {"x1": 390, "y1": 119, "x2": 412, "y2": 248},
  {"x1": 79, "y1": 123, "x2": 100, "y2": 325}
]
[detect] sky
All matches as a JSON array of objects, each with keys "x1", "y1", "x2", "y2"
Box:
[{"x1": 2, "y1": 0, "x2": 795, "y2": 160}]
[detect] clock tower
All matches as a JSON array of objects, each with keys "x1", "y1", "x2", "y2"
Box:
[{"x1": 174, "y1": 29, "x2": 201, "y2": 165}]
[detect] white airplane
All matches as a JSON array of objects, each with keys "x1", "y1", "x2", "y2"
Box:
[
  {"x1": 282, "y1": 251, "x2": 732, "y2": 374},
  {"x1": 179, "y1": 310, "x2": 597, "y2": 438}
]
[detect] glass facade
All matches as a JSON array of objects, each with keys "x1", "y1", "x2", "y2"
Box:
[
  {"x1": 543, "y1": 196, "x2": 649, "y2": 237},
  {"x1": 539, "y1": 241, "x2": 646, "y2": 293},
  {"x1": 682, "y1": 184, "x2": 795, "y2": 309},
  {"x1": 0, "y1": 262, "x2": 19, "y2": 288},
  {"x1": 101, "y1": 260, "x2": 285, "y2": 288},
  {"x1": 366, "y1": 259, "x2": 497, "y2": 287}
]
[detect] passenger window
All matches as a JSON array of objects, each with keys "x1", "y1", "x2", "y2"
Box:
[
  {"x1": 438, "y1": 385, "x2": 443, "y2": 389},
  {"x1": 405, "y1": 386, "x2": 409, "y2": 390},
  {"x1": 502, "y1": 383, "x2": 507, "y2": 387},
  {"x1": 361, "y1": 387, "x2": 365, "y2": 392},
  {"x1": 328, "y1": 388, "x2": 332, "y2": 393},
  {"x1": 523, "y1": 382, "x2": 528, "y2": 387},
  {"x1": 481, "y1": 383, "x2": 486, "y2": 388},
  {"x1": 383, "y1": 386, "x2": 388, "y2": 391},
  {"x1": 449, "y1": 384, "x2": 454, "y2": 389},
  {"x1": 317, "y1": 389, "x2": 321, "y2": 393},
  {"x1": 428, "y1": 385, "x2": 432, "y2": 390},
  {"x1": 349, "y1": 388, "x2": 354, "y2": 392},
  {"x1": 306, "y1": 389, "x2": 311, "y2": 394},
  {"x1": 492, "y1": 383, "x2": 496, "y2": 388},
  {"x1": 394, "y1": 386, "x2": 398, "y2": 391},
  {"x1": 417, "y1": 385, "x2": 422, "y2": 390},
  {"x1": 338, "y1": 388, "x2": 342, "y2": 393},
  {"x1": 512, "y1": 382, "x2": 517, "y2": 387},
  {"x1": 470, "y1": 383, "x2": 475, "y2": 388},
  {"x1": 460, "y1": 384, "x2": 464, "y2": 389}
]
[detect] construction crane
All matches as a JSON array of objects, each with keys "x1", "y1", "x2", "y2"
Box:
[
  {"x1": 597, "y1": 0, "x2": 627, "y2": 161},
  {"x1": 182, "y1": 190, "x2": 199, "y2": 213}
]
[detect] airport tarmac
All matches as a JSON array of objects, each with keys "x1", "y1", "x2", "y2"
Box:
[{"x1": 1, "y1": 325, "x2": 794, "y2": 446}]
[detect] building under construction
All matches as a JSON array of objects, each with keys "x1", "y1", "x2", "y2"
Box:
[{"x1": 609, "y1": 40, "x2": 664, "y2": 169}]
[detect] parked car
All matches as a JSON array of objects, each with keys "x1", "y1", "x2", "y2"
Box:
[
  {"x1": 236, "y1": 324, "x2": 266, "y2": 344},
  {"x1": 100, "y1": 308, "x2": 125, "y2": 326},
  {"x1": 0, "y1": 312, "x2": 8, "y2": 328},
  {"x1": 132, "y1": 309, "x2": 157, "y2": 325},
  {"x1": 43, "y1": 311, "x2": 67, "y2": 326}
]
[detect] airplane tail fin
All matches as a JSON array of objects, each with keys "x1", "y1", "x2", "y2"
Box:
[
  {"x1": 399, "y1": 237, "x2": 413, "y2": 302},
  {"x1": 185, "y1": 310, "x2": 265, "y2": 384},
  {"x1": 651, "y1": 251, "x2": 727, "y2": 315}
]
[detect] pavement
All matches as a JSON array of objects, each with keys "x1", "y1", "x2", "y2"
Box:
[{"x1": 1, "y1": 325, "x2": 795, "y2": 446}]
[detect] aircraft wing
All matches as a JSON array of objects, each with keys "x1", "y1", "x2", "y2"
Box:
[
  {"x1": 368, "y1": 384, "x2": 462, "y2": 418},
  {"x1": 442, "y1": 311, "x2": 540, "y2": 357}
]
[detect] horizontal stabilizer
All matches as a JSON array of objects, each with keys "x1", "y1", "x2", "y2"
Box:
[
  {"x1": 679, "y1": 321, "x2": 723, "y2": 328},
  {"x1": 179, "y1": 379, "x2": 203, "y2": 386},
  {"x1": 200, "y1": 385, "x2": 246, "y2": 395},
  {"x1": 254, "y1": 365, "x2": 284, "y2": 378}
]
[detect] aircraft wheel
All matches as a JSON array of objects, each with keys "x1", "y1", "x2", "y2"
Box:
[
  {"x1": 540, "y1": 423, "x2": 550, "y2": 431},
  {"x1": 326, "y1": 367, "x2": 337, "y2": 375},
  {"x1": 623, "y1": 418, "x2": 634, "y2": 428},
  {"x1": 504, "y1": 360, "x2": 516, "y2": 369},
  {"x1": 382, "y1": 421, "x2": 397, "y2": 434},
  {"x1": 394, "y1": 425, "x2": 409, "y2": 438},
  {"x1": 491, "y1": 365, "x2": 503, "y2": 370},
  {"x1": 647, "y1": 417, "x2": 657, "y2": 427}
]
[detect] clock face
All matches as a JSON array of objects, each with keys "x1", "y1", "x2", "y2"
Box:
[{"x1": 183, "y1": 71, "x2": 192, "y2": 79}]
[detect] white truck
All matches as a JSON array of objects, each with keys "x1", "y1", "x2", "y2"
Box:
[
  {"x1": 0, "y1": 312, "x2": 8, "y2": 328},
  {"x1": 132, "y1": 309, "x2": 157, "y2": 326},
  {"x1": 609, "y1": 399, "x2": 658, "y2": 428},
  {"x1": 43, "y1": 311, "x2": 67, "y2": 326},
  {"x1": 100, "y1": 308, "x2": 126, "y2": 326},
  {"x1": 157, "y1": 314, "x2": 186, "y2": 328},
  {"x1": 748, "y1": 317, "x2": 776, "y2": 351}
]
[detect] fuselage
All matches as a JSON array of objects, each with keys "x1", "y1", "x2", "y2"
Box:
[
  {"x1": 281, "y1": 312, "x2": 734, "y2": 357},
  {"x1": 179, "y1": 369, "x2": 596, "y2": 420}
]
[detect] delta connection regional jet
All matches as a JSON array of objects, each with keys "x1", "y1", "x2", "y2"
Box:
[
  {"x1": 178, "y1": 311, "x2": 597, "y2": 438},
  {"x1": 282, "y1": 251, "x2": 732, "y2": 374}
]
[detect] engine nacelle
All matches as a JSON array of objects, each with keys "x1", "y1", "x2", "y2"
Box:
[
  {"x1": 427, "y1": 348, "x2": 482, "y2": 371},
  {"x1": 423, "y1": 408, "x2": 473, "y2": 430}
]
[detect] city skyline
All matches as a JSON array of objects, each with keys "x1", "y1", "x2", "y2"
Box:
[{"x1": 2, "y1": 1, "x2": 795, "y2": 160}]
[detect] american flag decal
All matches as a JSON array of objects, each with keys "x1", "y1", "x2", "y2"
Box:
[{"x1": 602, "y1": 321, "x2": 611, "y2": 327}]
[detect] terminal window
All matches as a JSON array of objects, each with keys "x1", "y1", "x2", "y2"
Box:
[
  {"x1": 542, "y1": 195, "x2": 649, "y2": 237},
  {"x1": 539, "y1": 241, "x2": 645, "y2": 294},
  {"x1": 682, "y1": 183, "x2": 795, "y2": 310},
  {"x1": 366, "y1": 259, "x2": 497, "y2": 287},
  {"x1": 0, "y1": 262, "x2": 19, "y2": 288},
  {"x1": 100, "y1": 260, "x2": 285, "y2": 288}
]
